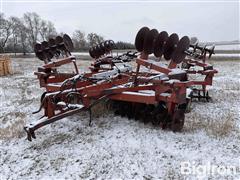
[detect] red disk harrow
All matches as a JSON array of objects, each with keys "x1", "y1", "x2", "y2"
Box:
[{"x1": 24, "y1": 27, "x2": 217, "y2": 141}]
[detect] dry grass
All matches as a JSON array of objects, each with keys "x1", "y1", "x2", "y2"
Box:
[
  {"x1": 185, "y1": 110, "x2": 237, "y2": 138},
  {"x1": 0, "y1": 112, "x2": 26, "y2": 139},
  {"x1": 91, "y1": 99, "x2": 238, "y2": 139},
  {"x1": 223, "y1": 82, "x2": 240, "y2": 91},
  {"x1": 163, "y1": 166, "x2": 184, "y2": 180},
  {"x1": 90, "y1": 100, "x2": 111, "y2": 118},
  {"x1": 206, "y1": 111, "x2": 237, "y2": 138}
]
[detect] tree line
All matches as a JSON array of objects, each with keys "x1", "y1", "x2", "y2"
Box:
[{"x1": 0, "y1": 12, "x2": 134, "y2": 54}]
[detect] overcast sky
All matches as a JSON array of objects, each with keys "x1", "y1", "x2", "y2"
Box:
[{"x1": 1, "y1": 0, "x2": 239, "y2": 43}]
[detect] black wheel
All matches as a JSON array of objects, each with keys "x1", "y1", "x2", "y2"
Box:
[
  {"x1": 171, "y1": 109, "x2": 185, "y2": 132},
  {"x1": 163, "y1": 33, "x2": 179, "y2": 60},
  {"x1": 172, "y1": 36, "x2": 190, "y2": 64},
  {"x1": 151, "y1": 103, "x2": 168, "y2": 126},
  {"x1": 63, "y1": 34, "x2": 74, "y2": 52},
  {"x1": 143, "y1": 29, "x2": 159, "y2": 55},
  {"x1": 135, "y1": 27, "x2": 150, "y2": 52},
  {"x1": 142, "y1": 105, "x2": 155, "y2": 124},
  {"x1": 153, "y1": 31, "x2": 168, "y2": 58}
]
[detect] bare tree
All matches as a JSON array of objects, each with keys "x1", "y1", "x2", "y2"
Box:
[
  {"x1": 39, "y1": 20, "x2": 57, "y2": 41},
  {"x1": 58, "y1": 32, "x2": 65, "y2": 37},
  {"x1": 10, "y1": 16, "x2": 28, "y2": 55},
  {"x1": 115, "y1": 41, "x2": 134, "y2": 49},
  {"x1": 1, "y1": 12, "x2": 58, "y2": 53},
  {"x1": 0, "y1": 13, "x2": 13, "y2": 53},
  {"x1": 18, "y1": 21, "x2": 28, "y2": 55},
  {"x1": 87, "y1": 33, "x2": 104, "y2": 47},
  {"x1": 73, "y1": 30, "x2": 86, "y2": 50},
  {"x1": 23, "y1": 12, "x2": 41, "y2": 47}
]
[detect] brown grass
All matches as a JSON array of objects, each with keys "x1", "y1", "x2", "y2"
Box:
[
  {"x1": 206, "y1": 111, "x2": 237, "y2": 138},
  {"x1": 90, "y1": 100, "x2": 111, "y2": 118},
  {"x1": 185, "y1": 110, "x2": 237, "y2": 138}
]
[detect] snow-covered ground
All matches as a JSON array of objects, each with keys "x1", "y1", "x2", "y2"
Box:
[
  {"x1": 0, "y1": 58, "x2": 240, "y2": 179},
  {"x1": 214, "y1": 44, "x2": 240, "y2": 51}
]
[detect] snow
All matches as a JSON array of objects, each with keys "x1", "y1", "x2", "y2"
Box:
[
  {"x1": 0, "y1": 57, "x2": 240, "y2": 179},
  {"x1": 122, "y1": 91, "x2": 155, "y2": 97},
  {"x1": 214, "y1": 44, "x2": 240, "y2": 50},
  {"x1": 169, "y1": 68, "x2": 186, "y2": 75},
  {"x1": 92, "y1": 65, "x2": 132, "y2": 80},
  {"x1": 148, "y1": 74, "x2": 169, "y2": 81},
  {"x1": 165, "y1": 79, "x2": 180, "y2": 84},
  {"x1": 186, "y1": 88, "x2": 192, "y2": 99},
  {"x1": 145, "y1": 59, "x2": 168, "y2": 69},
  {"x1": 213, "y1": 54, "x2": 240, "y2": 57},
  {"x1": 57, "y1": 102, "x2": 84, "y2": 109},
  {"x1": 138, "y1": 90, "x2": 155, "y2": 95},
  {"x1": 160, "y1": 93, "x2": 170, "y2": 97}
]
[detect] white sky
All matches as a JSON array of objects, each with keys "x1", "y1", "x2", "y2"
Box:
[{"x1": 1, "y1": 0, "x2": 240, "y2": 43}]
